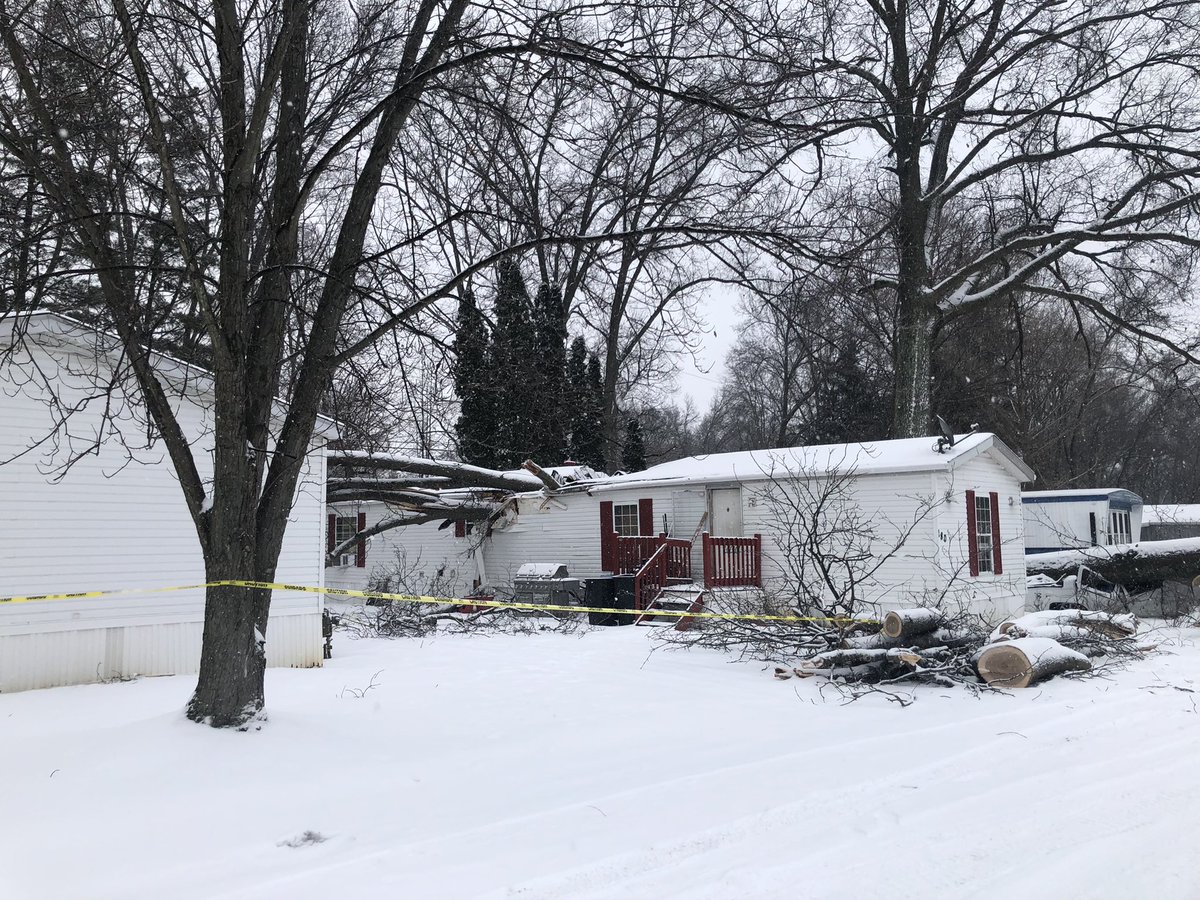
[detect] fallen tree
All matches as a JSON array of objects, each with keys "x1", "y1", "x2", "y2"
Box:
[
  {"x1": 323, "y1": 453, "x2": 584, "y2": 565},
  {"x1": 1025, "y1": 538, "x2": 1200, "y2": 590},
  {"x1": 663, "y1": 604, "x2": 1154, "y2": 696}
]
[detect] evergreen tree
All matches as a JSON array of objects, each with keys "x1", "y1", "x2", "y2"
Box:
[
  {"x1": 531, "y1": 282, "x2": 568, "y2": 464},
  {"x1": 489, "y1": 258, "x2": 540, "y2": 468},
  {"x1": 566, "y1": 336, "x2": 589, "y2": 461},
  {"x1": 807, "y1": 341, "x2": 887, "y2": 445},
  {"x1": 571, "y1": 352, "x2": 606, "y2": 470},
  {"x1": 452, "y1": 289, "x2": 496, "y2": 467},
  {"x1": 621, "y1": 416, "x2": 646, "y2": 472}
]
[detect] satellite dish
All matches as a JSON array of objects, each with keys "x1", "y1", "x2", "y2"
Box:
[{"x1": 935, "y1": 415, "x2": 956, "y2": 453}]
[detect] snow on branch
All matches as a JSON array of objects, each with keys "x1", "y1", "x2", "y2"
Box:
[{"x1": 328, "y1": 450, "x2": 549, "y2": 492}]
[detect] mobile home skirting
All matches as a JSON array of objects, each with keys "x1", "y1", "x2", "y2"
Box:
[{"x1": 0, "y1": 605, "x2": 322, "y2": 693}]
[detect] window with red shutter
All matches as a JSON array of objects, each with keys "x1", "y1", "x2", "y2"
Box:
[
  {"x1": 965, "y1": 490, "x2": 979, "y2": 577},
  {"x1": 989, "y1": 492, "x2": 1003, "y2": 575}
]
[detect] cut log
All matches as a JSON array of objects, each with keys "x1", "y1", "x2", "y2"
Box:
[
  {"x1": 805, "y1": 648, "x2": 891, "y2": 669},
  {"x1": 881, "y1": 608, "x2": 946, "y2": 640},
  {"x1": 844, "y1": 628, "x2": 975, "y2": 651},
  {"x1": 999, "y1": 624, "x2": 1094, "y2": 643},
  {"x1": 973, "y1": 638, "x2": 1091, "y2": 688},
  {"x1": 995, "y1": 610, "x2": 1138, "y2": 642}
]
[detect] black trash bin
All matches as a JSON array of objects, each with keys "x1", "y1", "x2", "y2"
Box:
[
  {"x1": 611, "y1": 575, "x2": 636, "y2": 626},
  {"x1": 585, "y1": 576, "x2": 616, "y2": 625}
]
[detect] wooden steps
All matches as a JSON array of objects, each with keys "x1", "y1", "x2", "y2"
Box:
[{"x1": 635, "y1": 584, "x2": 706, "y2": 631}]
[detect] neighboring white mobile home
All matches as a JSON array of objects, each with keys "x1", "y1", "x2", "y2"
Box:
[
  {"x1": 0, "y1": 313, "x2": 330, "y2": 692},
  {"x1": 329, "y1": 433, "x2": 1034, "y2": 623},
  {"x1": 1022, "y1": 489, "x2": 1143, "y2": 554},
  {"x1": 1141, "y1": 504, "x2": 1200, "y2": 542}
]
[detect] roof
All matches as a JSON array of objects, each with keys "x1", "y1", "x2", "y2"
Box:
[
  {"x1": 2, "y1": 310, "x2": 338, "y2": 434},
  {"x1": 1022, "y1": 488, "x2": 1143, "y2": 505},
  {"x1": 1142, "y1": 504, "x2": 1200, "y2": 525},
  {"x1": 590, "y1": 432, "x2": 1034, "y2": 491}
]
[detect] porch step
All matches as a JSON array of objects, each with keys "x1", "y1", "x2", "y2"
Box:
[{"x1": 635, "y1": 586, "x2": 706, "y2": 630}]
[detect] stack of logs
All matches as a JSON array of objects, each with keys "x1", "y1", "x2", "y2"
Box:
[{"x1": 776, "y1": 607, "x2": 1143, "y2": 689}]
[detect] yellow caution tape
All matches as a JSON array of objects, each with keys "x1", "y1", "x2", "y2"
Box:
[
  {"x1": 0, "y1": 579, "x2": 872, "y2": 625},
  {"x1": 0, "y1": 584, "x2": 214, "y2": 604}
]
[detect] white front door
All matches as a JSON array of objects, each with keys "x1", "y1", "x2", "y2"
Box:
[{"x1": 710, "y1": 488, "x2": 743, "y2": 536}]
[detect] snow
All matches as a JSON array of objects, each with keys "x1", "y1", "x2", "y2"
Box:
[
  {"x1": 598, "y1": 431, "x2": 1033, "y2": 489},
  {"x1": 2, "y1": 627, "x2": 1200, "y2": 899}
]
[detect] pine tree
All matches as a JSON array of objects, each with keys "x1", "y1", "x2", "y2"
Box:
[
  {"x1": 452, "y1": 289, "x2": 496, "y2": 467},
  {"x1": 489, "y1": 258, "x2": 539, "y2": 468},
  {"x1": 621, "y1": 416, "x2": 647, "y2": 472},
  {"x1": 531, "y1": 282, "x2": 568, "y2": 464},
  {"x1": 571, "y1": 352, "x2": 607, "y2": 470},
  {"x1": 807, "y1": 340, "x2": 887, "y2": 445},
  {"x1": 566, "y1": 336, "x2": 589, "y2": 462}
]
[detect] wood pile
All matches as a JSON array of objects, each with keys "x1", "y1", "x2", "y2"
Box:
[{"x1": 774, "y1": 606, "x2": 1150, "y2": 690}]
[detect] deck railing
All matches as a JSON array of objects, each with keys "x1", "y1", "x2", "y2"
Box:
[
  {"x1": 633, "y1": 542, "x2": 669, "y2": 611},
  {"x1": 701, "y1": 532, "x2": 762, "y2": 588},
  {"x1": 615, "y1": 535, "x2": 663, "y2": 575},
  {"x1": 615, "y1": 534, "x2": 692, "y2": 580}
]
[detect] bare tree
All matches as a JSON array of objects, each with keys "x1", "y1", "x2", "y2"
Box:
[
  {"x1": 730, "y1": 0, "x2": 1200, "y2": 437},
  {"x1": 412, "y1": 0, "x2": 773, "y2": 467},
  {"x1": 0, "y1": 0, "x2": 670, "y2": 727}
]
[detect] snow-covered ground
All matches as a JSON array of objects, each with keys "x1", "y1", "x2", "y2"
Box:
[{"x1": 2, "y1": 625, "x2": 1199, "y2": 900}]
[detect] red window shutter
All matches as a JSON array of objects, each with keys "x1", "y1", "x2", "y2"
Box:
[
  {"x1": 600, "y1": 500, "x2": 615, "y2": 572},
  {"x1": 965, "y1": 490, "x2": 979, "y2": 577},
  {"x1": 327, "y1": 513, "x2": 336, "y2": 554},
  {"x1": 454, "y1": 520, "x2": 466, "y2": 538},
  {"x1": 990, "y1": 491, "x2": 1003, "y2": 575},
  {"x1": 638, "y1": 498, "x2": 654, "y2": 536},
  {"x1": 356, "y1": 511, "x2": 367, "y2": 567}
]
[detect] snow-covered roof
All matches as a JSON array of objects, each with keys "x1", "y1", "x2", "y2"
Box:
[
  {"x1": 1022, "y1": 488, "x2": 1142, "y2": 503},
  {"x1": 589, "y1": 432, "x2": 1033, "y2": 491},
  {"x1": 1142, "y1": 504, "x2": 1200, "y2": 525}
]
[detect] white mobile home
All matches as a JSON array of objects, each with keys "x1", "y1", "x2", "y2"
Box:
[
  {"x1": 1141, "y1": 504, "x2": 1200, "y2": 542},
  {"x1": 0, "y1": 313, "x2": 330, "y2": 692},
  {"x1": 1022, "y1": 489, "x2": 1143, "y2": 554},
  {"x1": 329, "y1": 432, "x2": 1034, "y2": 623}
]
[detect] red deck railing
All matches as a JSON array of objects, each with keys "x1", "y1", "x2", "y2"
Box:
[
  {"x1": 615, "y1": 535, "x2": 663, "y2": 575},
  {"x1": 701, "y1": 532, "x2": 762, "y2": 588},
  {"x1": 613, "y1": 532, "x2": 758, "y2": 590},
  {"x1": 633, "y1": 542, "x2": 669, "y2": 611},
  {"x1": 615, "y1": 534, "x2": 692, "y2": 580}
]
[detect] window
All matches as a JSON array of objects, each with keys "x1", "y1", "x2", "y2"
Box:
[
  {"x1": 613, "y1": 503, "x2": 640, "y2": 536},
  {"x1": 333, "y1": 516, "x2": 359, "y2": 565},
  {"x1": 1108, "y1": 510, "x2": 1132, "y2": 545},
  {"x1": 975, "y1": 494, "x2": 994, "y2": 574}
]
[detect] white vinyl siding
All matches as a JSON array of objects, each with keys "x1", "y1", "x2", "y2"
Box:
[{"x1": 0, "y1": 320, "x2": 325, "y2": 691}]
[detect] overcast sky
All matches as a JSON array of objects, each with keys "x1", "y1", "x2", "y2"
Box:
[{"x1": 675, "y1": 286, "x2": 744, "y2": 409}]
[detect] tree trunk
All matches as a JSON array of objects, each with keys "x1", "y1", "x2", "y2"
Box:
[
  {"x1": 186, "y1": 579, "x2": 271, "y2": 727},
  {"x1": 891, "y1": 294, "x2": 936, "y2": 438},
  {"x1": 881, "y1": 607, "x2": 946, "y2": 640},
  {"x1": 974, "y1": 638, "x2": 1091, "y2": 688}
]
